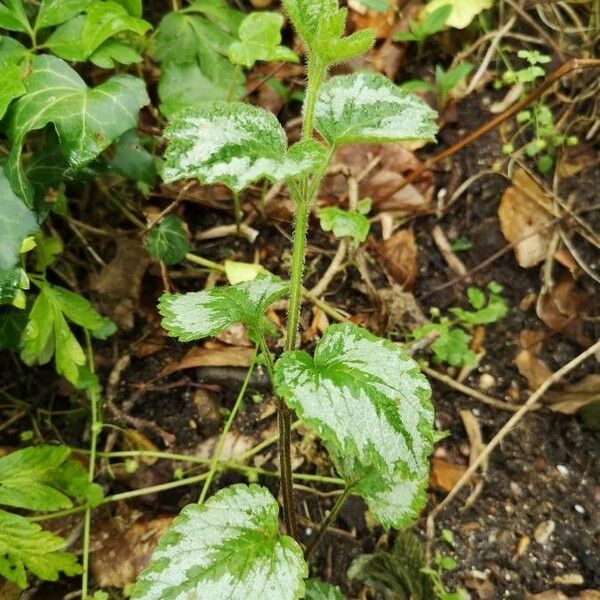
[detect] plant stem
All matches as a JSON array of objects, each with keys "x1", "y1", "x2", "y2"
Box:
[
  {"x1": 227, "y1": 64, "x2": 242, "y2": 102},
  {"x1": 232, "y1": 191, "x2": 242, "y2": 234},
  {"x1": 81, "y1": 332, "x2": 101, "y2": 599},
  {"x1": 198, "y1": 350, "x2": 256, "y2": 504},
  {"x1": 302, "y1": 55, "x2": 327, "y2": 141},
  {"x1": 304, "y1": 486, "x2": 353, "y2": 558}
]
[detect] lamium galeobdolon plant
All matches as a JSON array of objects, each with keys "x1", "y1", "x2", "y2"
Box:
[{"x1": 133, "y1": 0, "x2": 439, "y2": 597}]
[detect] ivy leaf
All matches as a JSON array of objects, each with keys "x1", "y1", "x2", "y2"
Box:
[
  {"x1": 159, "y1": 273, "x2": 288, "y2": 342},
  {"x1": 318, "y1": 206, "x2": 370, "y2": 243},
  {"x1": 163, "y1": 102, "x2": 326, "y2": 192},
  {"x1": 0, "y1": 168, "x2": 38, "y2": 270},
  {"x1": 425, "y1": 0, "x2": 493, "y2": 29},
  {"x1": 109, "y1": 130, "x2": 158, "y2": 186},
  {"x1": 0, "y1": 509, "x2": 81, "y2": 589},
  {"x1": 5, "y1": 54, "x2": 148, "y2": 204},
  {"x1": 274, "y1": 323, "x2": 434, "y2": 528},
  {"x1": 45, "y1": 0, "x2": 151, "y2": 62},
  {"x1": 145, "y1": 215, "x2": 190, "y2": 265},
  {"x1": 0, "y1": 63, "x2": 25, "y2": 119},
  {"x1": 283, "y1": 0, "x2": 374, "y2": 63},
  {"x1": 132, "y1": 484, "x2": 306, "y2": 600},
  {"x1": 314, "y1": 72, "x2": 438, "y2": 147},
  {"x1": 305, "y1": 579, "x2": 346, "y2": 599},
  {"x1": 228, "y1": 12, "x2": 298, "y2": 68}
]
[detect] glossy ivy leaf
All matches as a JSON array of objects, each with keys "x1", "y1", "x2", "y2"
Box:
[
  {"x1": 163, "y1": 102, "x2": 326, "y2": 192},
  {"x1": 109, "y1": 129, "x2": 158, "y2": 186},
  {"x1": 274, "y1": 323, "x2": 434, "y2": 528},
  {"x1": 5, "y1": 55, "x2": 148, "y2": 204},
  {"x1": 132, "y1": 484, "x2": 306, "y2": 600},
  {"x1": 0, "y1": 168, "x2": 37, "y2": 270},
  {"x1": 0, "y1": 37, "x2": 28, "y2": 117},
  {"x1": 159, "y1": 273, "x2": 288, "y2": 342},
  {"x1": 228, "y1": 12, "x2": 298, "y2": 69},
  {"x1": 314, "y1": 72, "x2": 438, "y2": 147},
  {"x1": 283, "y1": 0, "x2": 374, "y2": 63},
  {"x1": 0, "y1": 445, "x2": 102, "y2": 512},
  {"x1": 0, "y1": 508, "x2": 81, "y2": 589},
  {"x1": 318, "y1": 206, "x2": 370, "y2": 243},
  {"x1": 145, "y1": 215, "x2": 190, "y2": 265},
  {"x1": 305, "y1": 579, "x2": 346, "y2": 599},
  {"x1": 45, "y1": 0, "x2": 151, "y2": 62}
]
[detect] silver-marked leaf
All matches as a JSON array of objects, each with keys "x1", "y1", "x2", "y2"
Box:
[
  {"x1": 159, "y1": 273, "x2": 288, "y2": 342},
  {"x1": 5, "y1": 55, "x2": 148, "y2": 203},
  {"x1": 132, "y1": 484, "x2": 306, "y2": 600},
  {"x1": 314, "y1": 72, "x2": 438, "y2": 147},
  {"x1": 163, "y1": 102, "x2": 325, "y2": 192},
  {"x1": 0, "y1": 168, "x2": 37, "y2": 270},
  {"x1": 228, "y1": 12, "x2": 298, "y2": 68},
  {"x1": 274, "y1": 323, "x2": 434, "y2": 528},
  {"x1": 318, "y1": 206, "x2": 370, "y2": 243}
]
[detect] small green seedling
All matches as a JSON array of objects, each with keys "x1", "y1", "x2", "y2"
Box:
[
  {"x1": 394, "y1": 4, "x2": 452, "y2": 54},
  {"x1": 413, "y1": 282, "x2": 508, "y2": 368},
  {"x1": 318, "y1": 198, "x2": 371, "y2": 244},
  {"x1": 132, "y1": 0, "x2": 439, "y2": 597},
  {"x1": 421, "y1": 552, "x2": 468, "y2": 600},
  {"x1": 401, "y1": 62, "x2": 473, "y2": 109}
]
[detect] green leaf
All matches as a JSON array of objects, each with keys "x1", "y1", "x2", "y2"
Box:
[
  {"x1": 159, "y1": 273, "x2": 288, "y2": 342},
  {"x1": 305, "y1": 579, "x2": 346, "y2": 600},
  {"x1": 425, "y1": 0, "x2": 493, "y2": 29},
  {"x1": 163, "y1": 102, "x2": 326, "y2": 192},
  {"x1": 45, "y1": 0, "x2": 150, "y2": 61},
  {"x1": 89, "y1": 38, "x2": 143, "y2": 68},
  {"x1": 274, "y1": 323, "x2": 434, "y2": 528},
  {"x1": 0, "y1": 63, "x2": 25, "y2": 120},
  {"x1": 109, "y1": 130, "x2": 157, "y2": 186},
  {"x1": 132, "y1": 484, "x2": 306, "y2": 600},
  {"x1": 0, "y1": 306, "x2": 28, "y2": 350},
  {"x1": 0, "y1": 168, "x2": 38, "y2": 270},
  {"x1": 0, "y1": 0, "x2": 30, "y2": 32},
  {"x1": 283, "y1": 0, "x2": 374, "y2": 63},
  {"x1": 0, "y1": 446, "x2": 72, "y2": 512},
  {"x1": 228, "y1": 12, "x2": 298, "y2": 68},
  {"x1": 0, "y1": 267, "x2": 26, "y2": 305},
  {"x1": 5, "y1": 54, "x2": 149, "y2": 204},
  {"x1": 435, "y1": 63, "x2": 473, "y2": 95},
  {"x1": 35, "y1": 0, "x2": 92, "y2": 29},
  {"x1": 51, "y1": 285, "x2": 110, "y2": 334},
  {"x1": 466, "y1": 287, "x2": 485, "y2": 310},
  {"x1": 421, "y1": 4, "x2": 452, "y2": 35},
  {"x1": 318, "y1": 206, "x2": 370, "y2": 243},
  {"x1": 145, "y1": 215, "x2": 190, "y2": 265},
  {"x1": 314, "y1": 72, "x2": 438, "y2": 147},
  {"x1": 0, "y1": 508, "x2": 81, "y2": 589},
  {"x1": 431, "y1": 327, "x2": 472, "y2": 367}
]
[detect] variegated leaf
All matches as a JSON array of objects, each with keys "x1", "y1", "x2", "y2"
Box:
[
  {"x1": 163, "y1": 102, "x2": 326, "y2": 192},
  {"x1": 131, "y1": 484, "x2": 306, "y2": 600},
  {"x1": 159, "y1": 273, "x2": 288, "y2": 342},
  {"x1": 314, "y1": 72, "x2": 438, "y2": 147},
  {"x1": 274, "y1": 323, "x2": 434, "y2": 528}
]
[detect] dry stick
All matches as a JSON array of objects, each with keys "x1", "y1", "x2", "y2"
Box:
[
  {"x1": 427, "y1": 337, "x2": 600, "y2": 528},
  {"x1": 392, "y1": 59, "x2": 600, "y2": 196}
]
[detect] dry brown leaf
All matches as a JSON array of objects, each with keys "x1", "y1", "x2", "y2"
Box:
[
  {"x1": 160, "y1": 344, "x2": 255, "y2": 376},
  {"x1": 536, "y1": 275, "x2": 591, "y2": 346},
  {"x1": 216, "y1": 323, "x2": 253, "y2": 347},
  {"x1": 90, "y1": 237, "x2": 152, "y2": 330},
  {"x1": 546, "y1": 374, "x2": 600, "y2": 415},
  {"x1": 429, "y1": 457, "x2": 467, "y2": 492},
  {"x1": 91, "y1": 513, "x2": 173, "y2": 588},
  {"x1": 498, "y1": 179, "x2": 554, "y2": 268},
  {"x1": 373, "y1": 228, "x2": 418, "y2": 289},
  {"x1": 122, "y1": 430, "x2": 160, "y2": 465},
  {"x1": 514, "y1": 330, "x2": 553, "y2": 390},
  {"x1": 526, "y1": 591, "x2": 600, "y2": 600},
  {"x1": 327, "y1": 144, "x2": 433, "y2": 214},
  {"x1": 349, "y1": 0, "x2": 396, "y2": 38},
  {"x1": 558, "y1": 144, "x2": 598, "y2": 178}
]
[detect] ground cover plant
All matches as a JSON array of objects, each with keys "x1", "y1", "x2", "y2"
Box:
[{"x1": 0, "y1": 0, "x2": 599, "y2": 598}]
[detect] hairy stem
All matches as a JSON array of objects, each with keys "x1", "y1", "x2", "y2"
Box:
[
  {"x1": 304, "y1": 486, "x2": 353, "y2": 558},
  {"x1": 302, "y1": 55, "x2": 327, "y2": 141}
]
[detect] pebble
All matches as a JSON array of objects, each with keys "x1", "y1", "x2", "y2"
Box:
[
  {"x1": 554, "y1": 572, "x2": 584, "y2": 585},
  {"x1": 479, "y1": 373, "x2": 496, "y2": 391},
  {"x1": 534, "y1": 520, "x2": 555, "y2": 544},
  {"x1": 574, "y1": 504, "x2": 586, "y2": 514},
  {"x1": 557, "y1": 464, "x2": 569, "y2": 477}
]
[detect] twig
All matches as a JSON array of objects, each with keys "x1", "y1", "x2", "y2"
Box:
[
  {"x1": 310, "y1": 239, "x2": 347, "y2": 298},
  {"x1": 427, "y1": 338, "x2": 600, "y2": 526},
  {"x1": 431, "y1": 225, "x2": 470, "y2": 280}
]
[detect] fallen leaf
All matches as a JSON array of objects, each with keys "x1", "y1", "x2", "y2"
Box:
[
  {"x1": 536, "y1": 275, "x2": 591, "y2": 346},
  {"x1": 498, "y1": 171, "x2": 555, "y2": 268},
  {"x1": 514, "y1": 329, "x2": 553, "y2": 390},
  {"x1": 91, "y1": 512, "x2": 173, "y2": 588},
  {"x1": 546, "y1": 374, "x2": 600, "y2": 415},
  {"x1": 161, "y1": 344, "x2": 255, "y2": 376},
  {"x1": 373, "y1": 228, "x2": 418, "y2": 289},
  {"x1": 90, "y1": 237, "x2": 152, "y2": 330},
  {"x1": 430, "y1": 457, "x2": 467, "y2": 492},
  {"x1": 327, "y1": 144, "x2": 434, "y2": 214},
  {"x1": 558, "y1": 144, "x2": 598, "y2": 178},
  {"x1": 377, "y1": 285, "x2": 426, "y2": 332},
  {"x1": 349, "y1": 2, "x2": 396, "y2": 38}
]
